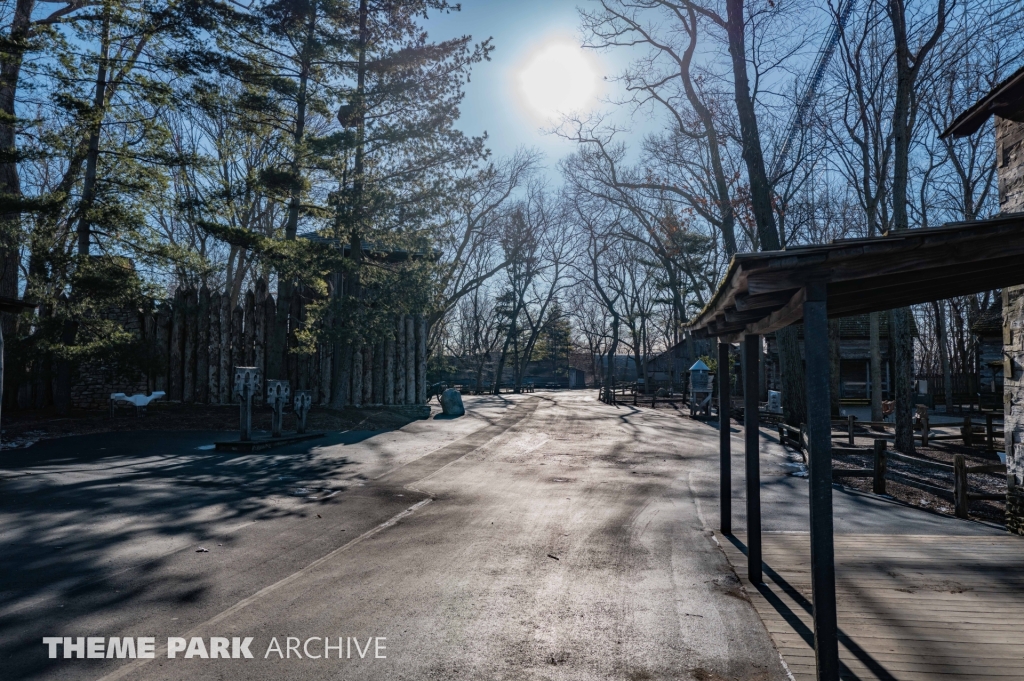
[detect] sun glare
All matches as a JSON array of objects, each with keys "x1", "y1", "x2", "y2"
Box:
[{"x1": 517, "y1": 42, "x2": 598, "y2": 121}]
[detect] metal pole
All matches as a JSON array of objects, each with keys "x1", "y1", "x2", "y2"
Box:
[
  {"x1": 743, "y1": 334, "x2": 761, "y2": 585},
  {"x1": 803, "y1": 282, "x2": 839, "y2": 681},
  {"x1": 719, "y1": 341, "x2": 732, "y2": 535}
]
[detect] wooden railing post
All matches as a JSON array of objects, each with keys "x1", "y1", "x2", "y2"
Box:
[
  {"x1": 954, "y1": 453, "x2": 969, "y2": 519},
  {"x1": 873, "y1": 439, "x2": 887, "y2": 495},
  {"x1": 962, "y1": 416, "x2": 973, "y2": 448},
  {"x1": 848, "y1": 414, "x2": 855, "y2": 446}
]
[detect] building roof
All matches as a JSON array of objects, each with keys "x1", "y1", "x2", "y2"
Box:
[
  {"x1": 942, "y1": 64, "x2": 1024, "y2": 138},
  {"x1": 686, "y1": 215, "x2": 1024, "y2": 341}
]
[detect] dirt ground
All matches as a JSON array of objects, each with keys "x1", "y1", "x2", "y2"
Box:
[
  {"x1": 832, "y1": 435, "x2": 1006, "y2": 524},
  {"x1": 0, "y1": 401, "x2": 435, "y2": 448}
]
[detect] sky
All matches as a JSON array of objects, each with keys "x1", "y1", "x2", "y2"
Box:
[{"x1": 423, "y1": 0, "x2": 634, "y2": 172}]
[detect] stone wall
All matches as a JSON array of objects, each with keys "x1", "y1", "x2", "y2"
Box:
[
  {"x1": 997, "y1": 117, "x2": 1024, "y2": 532},
  {"x1": 70, "y1": 307, "x2": 149, "y2": 410}
]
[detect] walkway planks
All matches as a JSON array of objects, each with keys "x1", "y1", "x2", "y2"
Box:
[{"x1": 719, "y1": 531, "x2": 1024, "y2": 680}]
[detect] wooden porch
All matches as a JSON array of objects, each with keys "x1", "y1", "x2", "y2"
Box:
[{"x1": 721, "y1": 531, "x2": 1024, "y2": 680}]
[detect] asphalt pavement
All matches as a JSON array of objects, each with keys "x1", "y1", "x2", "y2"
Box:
[{"x1": 4, "y1": 390, "x2": 948, "y2": 681}]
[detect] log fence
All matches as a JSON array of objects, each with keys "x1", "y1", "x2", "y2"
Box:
[
  {"x1": 44, "y1": 280, "x2": 432, "y2": 410},
  {"x1": 830, "y1": 438, "x2": 1007, "y2": 519}
]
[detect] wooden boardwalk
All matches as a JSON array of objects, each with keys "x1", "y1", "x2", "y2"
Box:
[{"x1": 719, "y1": 532, "x2": 1024, "y2": 680}]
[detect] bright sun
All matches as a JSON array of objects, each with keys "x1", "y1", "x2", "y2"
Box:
[{"x1": 517, "y1": 42, "x2": 598, "y2": 120}]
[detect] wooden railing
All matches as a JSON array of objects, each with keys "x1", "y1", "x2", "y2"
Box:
[{"x1": 831, "y1": 439, "x2": 1006, "y2": 519}]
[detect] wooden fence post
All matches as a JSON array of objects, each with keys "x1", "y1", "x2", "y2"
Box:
[
  {"x1": 351, "y1": 346, "x2": 363, "y2": 408},
  {"x1": 954, "y1": 453, "x2": 969, "y2": 519},
  {"x1": 416, "y1": 315, "x2": 427, "y2": 405},
  {"x1": 848, "y1": 414, "x2": 855, "y2": 446},
  {"x1": 169, "y1": 290, "x2": 185, "y2": 401},
  {"x1": 197, "y1": 287, "x2": 210, "y2": 404},
  {"x1": 873, "y1": 439, "x2": 887, "y2": 495},
  {"x1": 384, "y1": 332, "x2": 395, "y2": 406},
  {"x1": 986, "y1": 413, "x2": 994, "y2": 451},
  {"x1": 255, "y1": 283, "x2": 267, "y2": 397},
  {"x1": 373, "y1": 341, "x2": 385, "y2": 406},
  {"x1": 362, "y1": 344, "x2": 373, "y2": 406},
  {"x1": 155, "y1": 307, "x2": 171, "y2": 393},
  {"x1": 395, "y1": 315, "x2": 406, "y2": 405},
  {"x1": 183, "y1": 289, "x2": 198, "y2": 403},
  {"x1": 405, "y1": 315, "x2": 416, "y2": 404},
  {"x1": 962, "y1": 416, "x2": 974, "y2": 448},
  {"x1": 208, "y1": 292, "x2": 221, "y2": 403},
  {"x1": 219, "y1": 293, "x2": 232, "y2": 404}
]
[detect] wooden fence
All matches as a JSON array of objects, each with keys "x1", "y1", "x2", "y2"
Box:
[{"x1": 39, "y1": 279, "x2": 429, "y2": 410}]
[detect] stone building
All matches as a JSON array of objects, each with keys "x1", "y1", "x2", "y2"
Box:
[{"x1": 945, "y1": 64, "x2": 1024, "y2": 532}]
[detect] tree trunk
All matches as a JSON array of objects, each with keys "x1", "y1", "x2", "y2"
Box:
[
  {"x1": 0, "y1": 0, "x2": 33, "y2": 314},
  {"x1": 933, "y1": 300, "x2": 953, "y2": 413},
  {"x1": 777, "y1": 326, "x2": 806, "y2": 427},
  {"x1": 891, "y1": 307, "x2": 915, "y2": 453}
]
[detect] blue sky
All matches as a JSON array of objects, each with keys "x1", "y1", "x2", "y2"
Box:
[{"x1": 425, "y1": 0, "x2": 628, "y2": 170}]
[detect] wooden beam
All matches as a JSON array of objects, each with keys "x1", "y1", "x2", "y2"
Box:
[
  {"x1": 743, "y1": 335, "x2": 762, "y2": 585},
  {"x1": 734, "y1": 288, "x2": 801, "y2": 312},
  {"x1": 803, "y1": 281, "x2": 840, "y2": 681},
  {"x1": 719, "y1": 341, "x2": 732, "y2": 535},
  {"x1": 744, "y1": 288, "x2": 807, "y2": 336}
]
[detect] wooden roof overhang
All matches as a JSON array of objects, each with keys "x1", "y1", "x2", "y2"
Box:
[{"x1": 686, "y1": 214, "x2": 1024, "y2": 342}]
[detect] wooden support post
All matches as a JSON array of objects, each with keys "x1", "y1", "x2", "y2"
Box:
[
  {"x1": 803, "y1": 282, "x2": 839, "y2": 681},
  {"x1": 954, "y1": 453, "x2": 969, "y2": 519},
  {"x1": 743, "y1": 334, "x2": 761, "y2": 585},
  {"x1": 719, "y1": 341, "x2": 732, "y2": 535},
  {"x1": 847, "y1": 414, "x2": 855, "y2": 446},
  {"x1": 873, "y1": 439, "x2": 887, "y2": 495},
  {"x1": 963, "y1": 416, "x2": 973, "y2": 448},
  {"x1": 986, "y1": 414, "x2": 994, "y2": 451}
]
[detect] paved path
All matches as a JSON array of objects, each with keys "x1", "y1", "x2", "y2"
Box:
[{"x1": 1, "y1": 392, "x2": 787, "y2": 681}]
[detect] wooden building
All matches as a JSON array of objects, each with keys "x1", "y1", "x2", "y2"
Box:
[{"x1": 944, "y1": 64, "x2": 1024, "y2": 533}]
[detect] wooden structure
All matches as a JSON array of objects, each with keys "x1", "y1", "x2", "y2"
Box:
[
  {"x1": 687, "y1": 216, "x2": 1024, "y2": 681},
  {"x1": 722, "y1": 532, "x2": 1024, "y2": 681}
]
